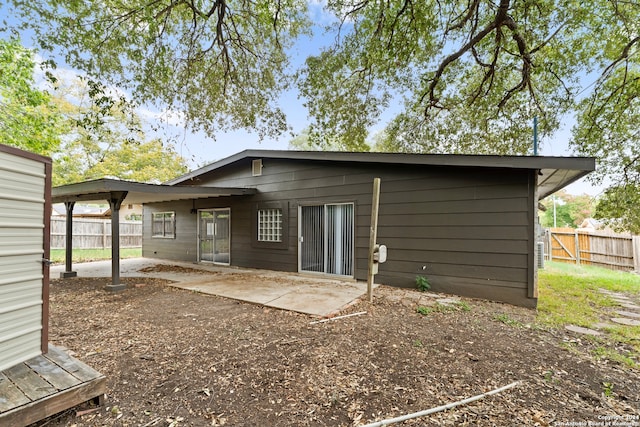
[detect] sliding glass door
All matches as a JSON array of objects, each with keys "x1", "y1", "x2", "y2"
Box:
[{"x1": 299, "y1": 203, "x2": 354, "y2": 276}]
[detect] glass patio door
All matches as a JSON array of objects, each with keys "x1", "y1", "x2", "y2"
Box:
[
  {"x1": 199, "y1": 208, "x2": 230, "y2": 264},
  {"x1": 299, "y1": 203, "x2": 354, "y2": 276}
]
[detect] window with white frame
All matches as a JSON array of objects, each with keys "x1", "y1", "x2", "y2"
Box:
[
  {"x1": 257, "y1": 208, "x2": 282, "y2": 242},
  {"x1": 152, "y1": 211, "x2": 175, "y2": 238}
]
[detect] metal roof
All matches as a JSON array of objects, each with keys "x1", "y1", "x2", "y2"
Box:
[
  {"x1": 52, "y1": 178, "x2": 256, "y2": 204},
  {"x1": 167, "y1": 149, "x2": 596, "y2": 199}
]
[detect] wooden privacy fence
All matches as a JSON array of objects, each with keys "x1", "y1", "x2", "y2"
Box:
[
  {"x1": 51, "y1": 217, "x2": 142, "y2": 249},
  {"x1": 545, "y1": 227, "x2": 640, "y2": 272}
]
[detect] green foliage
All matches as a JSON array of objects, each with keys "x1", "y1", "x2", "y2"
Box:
[
  {"x1": 539, "y1": 190, "x2": 596, "y2": 228},
  {"x1": 0, "y1": 37, "x2": 63, "y2": 154},
  {"x1": 300, "y1": 1, "x2": 601, "y2": 152},
  {"x1": 493, "y1": 313, "x2": 524, "y2": 328},
  {"x1": 594, "y1": 185, "x2": 640, "y2": 234},
  {"x1": 288, "y1": 127, "x2": 370, "y2": 152},
  {"x1": 416, "y1": 306, "x2": 432, "y2": 316},
  {"x1": 572, "y1": 65, "x2": 640, "y2": 233},
  {"x1": 49, "y1": 248, "x2": 141, "y2": 264},
  {"x1": 415, "y1": 275, "x2": 430, "y2": 292},
  {"x1": 50, "y1": 76, "x2": 188, "y2": 185},
  {"x1": 416, "y1": 301, "x2": 468, "y2": 316},
  {"x1": 456, "y1": 301, "x2": 472, "y2": 312},
  {"x1": 0, "y1": 38, "x2": 187, "y2": 184},
  {"x1": 537, "y1": 261, "x2": 640, "y2": 329},
  {"x1": 9, "y1": 0, "x2": 311, "y2": 140},
  {"x1": 538, "y1": 261, "x2": 640, "y2": 369},
  {"x1": 601, "y1": 382, "x2": 614, "y2": 398},
  {"x1": 6, "y1": 1, "x2": 640, "y2": 230}
]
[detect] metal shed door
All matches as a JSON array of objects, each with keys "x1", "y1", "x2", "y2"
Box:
[
  {"x1": 299, "y1": 203, "x2": 354, "y2": 276},
  {"x1": 0, "y1": 146, "x2": 50, "y2": 371}
]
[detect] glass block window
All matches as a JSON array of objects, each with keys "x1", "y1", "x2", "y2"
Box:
[
  {"x1": 257, "y1": 208, "x2": 283, "y2": 242},
  {"x1": 152, "y1": 212, "x2": 175, "y2": 238}
]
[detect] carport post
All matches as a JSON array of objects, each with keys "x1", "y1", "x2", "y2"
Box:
[
  {"x1": 60, "y1": 201, "x2": 77, "y2": 278},
  {"x1": 106, "y1": 192, "x2": 127, "y2": 292}
]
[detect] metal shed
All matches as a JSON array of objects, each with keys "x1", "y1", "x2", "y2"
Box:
[
  {"x1": 0, "y1": 144, "x2": 52, "y2": 371},
  {"x1": 0, "y1": 144, "x2": 107, "y2": 427}
]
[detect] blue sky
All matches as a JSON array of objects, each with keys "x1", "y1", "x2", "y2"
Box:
[{"x1": 0, "y1": 2, "x2": 600, "y2": 196}]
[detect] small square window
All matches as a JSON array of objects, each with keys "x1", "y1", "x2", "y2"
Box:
[
  {"x1": 152, "y1": 211, "x2": 175, "y2": 238},
  {"x1": 257, "y1": 208, "x2": 282, "y2": 242}
]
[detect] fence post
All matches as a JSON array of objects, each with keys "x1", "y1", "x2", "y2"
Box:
[
  {"x1": 103, "y1": 220, "x2": 108, "y2": 249},
  {"x1": 633, "y1": 236, "x2": 640, "y2": 273},
  {"x1": 574, "y1": 230, "x2": 580, "y2": 265},
  {"x1": 548, "y1": 229, "x2": 553, "y2": 261}
]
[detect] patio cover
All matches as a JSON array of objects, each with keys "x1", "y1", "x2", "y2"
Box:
[{"x1": 51, "y1": 178, "x2": 256, "y2": 290}]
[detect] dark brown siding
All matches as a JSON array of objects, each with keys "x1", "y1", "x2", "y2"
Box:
[{"x1": 144, "y1": 158, "x2": 537, "y2": 307}]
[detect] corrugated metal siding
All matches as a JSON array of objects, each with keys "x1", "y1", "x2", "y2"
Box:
[{"x1": 0, "y1": 150, "x2": 46, "y2": 371}]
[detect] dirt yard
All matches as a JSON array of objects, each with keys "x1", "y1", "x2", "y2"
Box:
[{"x1": 36, "y1": 272, "x2": 639, "y2": 426}]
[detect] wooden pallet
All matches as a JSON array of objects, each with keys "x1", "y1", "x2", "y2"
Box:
[{"x1": 0, "y1": 344, "x2": 105, "y2": 427}]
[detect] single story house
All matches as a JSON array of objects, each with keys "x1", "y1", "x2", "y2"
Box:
[{"x1": 134, "y1": 150, "x2": 593, "y2": 308}]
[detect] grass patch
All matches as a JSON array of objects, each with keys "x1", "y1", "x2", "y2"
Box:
[
  {"x1": 537, "y1": 261, "x2": 640, "y2": 369},
  {"x1": 50, "y1": 248, "x2": 142, "y2": 264},
  {"x1": 538, "y1": 262, "x2": 640, "y2": 328},
  {"x1": 416, "y1": 301, "x2": 471, "y2": 316},
  {"x1": 493, "y1": 313, "x2": 525, "y2": 328}
]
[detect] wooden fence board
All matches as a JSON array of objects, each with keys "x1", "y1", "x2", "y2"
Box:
[
  {"x1": 50, "y1": 217, "x2": 142, "y2": 249},
  {"x1": 545, "y1": 228, "x2": 637, "y2": 272},
  {"x1": 634, "y1": 236, "x2": 640, "y2": 272}
]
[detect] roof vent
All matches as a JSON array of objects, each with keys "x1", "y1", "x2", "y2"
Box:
[{"x1": 252, "y1": 159, "x2": 263, "y2": 176}]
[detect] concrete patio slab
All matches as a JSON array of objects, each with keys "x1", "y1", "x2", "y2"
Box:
[
  {"x1": 264, "y1": 283, "x2": 367, "y2": 316},
  {"x1": 51, "y1": 258, "x2": 377, "y2": 317}
]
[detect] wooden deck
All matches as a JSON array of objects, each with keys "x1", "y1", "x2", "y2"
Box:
[{"x1": 0, "y1": 344, "x2": 105, "y2": 427}]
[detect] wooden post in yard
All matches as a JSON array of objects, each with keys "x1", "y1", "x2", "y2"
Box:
[
  {"x1": 574, "y1": 230, "x2": 581, "y2": 265},
  {"x1": 367, "y1": 178, "x2": 381, "y2": 303},
  {"x1": 633, "y1": 236, "x2": 640, "y2": 273}
]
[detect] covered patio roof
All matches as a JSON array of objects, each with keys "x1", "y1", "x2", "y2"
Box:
[
  {"x1": 51, "y1": 178, "x2": 256, "y2": 290},
  {"x1": 52, "y1": 178, "x2": 256, "y2": 204}
]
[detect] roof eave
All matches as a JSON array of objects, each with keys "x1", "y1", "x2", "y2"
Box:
[{"x1": 52, "y1": 178, "x2": 256, "y2": 204}]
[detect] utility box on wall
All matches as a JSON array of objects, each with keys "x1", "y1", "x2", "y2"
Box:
[{"x1": 0, "y1": 144, "x2": 52, "y2": 371}]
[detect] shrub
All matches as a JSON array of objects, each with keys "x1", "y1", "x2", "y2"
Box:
[{"x1": 416, "y1": 275, "x2": 430, "y2": 292}]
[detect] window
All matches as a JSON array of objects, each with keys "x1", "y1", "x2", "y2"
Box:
[
  {"x1": 257, "y1": 208, "x2": 282, "y2": 242},
  {"x1": 253, "y1": 202, "x2": 288, "y2": 249},
  {"x1": 152, "y1": 212, "x2": 175, "y2": 238}
]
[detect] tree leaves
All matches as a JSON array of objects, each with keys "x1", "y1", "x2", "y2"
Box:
[
  {"x1": 0, "y1": 37, "x2": 63, "y2": 154},
  {"x1": 299, "y1": 0, "x2": 596, "y2": 151},
  {"x1": 5, "y1": 0, "x2": 640, "y2": 229},
  {"x1": 50, "y1": 76, "x2": 189, "y2": 185},
  {"x1": 0, "y1": 37, "x2": 188, "y2": 185},
  {"x1": 11, "y1": 0, "x2": 310, "y2": 140}
]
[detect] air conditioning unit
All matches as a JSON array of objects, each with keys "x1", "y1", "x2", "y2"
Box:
[{"x1": 536, "y1": 241, "x2": 545, "y2": 269}]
